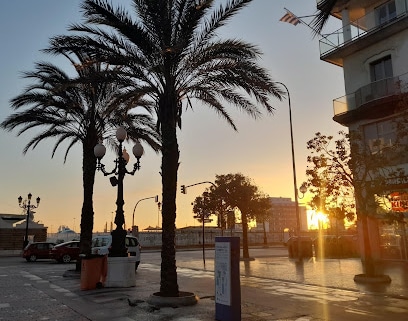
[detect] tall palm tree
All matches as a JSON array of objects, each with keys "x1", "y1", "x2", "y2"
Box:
[
  {"x1": 1, "y1": 50, "x2": 160, "y2": 261},
  {"x1": 48, "y1": 0, "x2": 284, "y2": 296}
]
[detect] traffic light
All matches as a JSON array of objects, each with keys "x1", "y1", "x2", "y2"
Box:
[
  {"x1": 181, "y1": 185, "x2": 186, "y2": 194},
  {"x1": 154, "y1": 195, "x2": 159, "y2": 202}
]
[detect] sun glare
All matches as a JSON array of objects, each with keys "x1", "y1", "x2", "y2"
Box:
[{"x1": 307, "y1": 210, "x2": 329, "y2": 230}]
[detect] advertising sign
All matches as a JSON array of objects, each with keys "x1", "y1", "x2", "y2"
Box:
[{"x1": 215, "y1": 241, "x2": 231, "y2": 305}]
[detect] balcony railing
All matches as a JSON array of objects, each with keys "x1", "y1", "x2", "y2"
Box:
[
  {"x1": 333, "y1": 73, "x2": 408, "y2": 116},
  {"x1": 319, "y1": 1, "x2": 408, "y2": 57}
]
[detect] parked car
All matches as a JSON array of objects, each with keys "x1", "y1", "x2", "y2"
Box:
[
  {"x1": 91, "y1": 235, "x2": 141, "y2": 269},
  {"x1": 23, "y1": 242, "x2": 55, "y2": 262},
  {"x1": 50, "y1": 240, "x2": 80, "y2": 263}
]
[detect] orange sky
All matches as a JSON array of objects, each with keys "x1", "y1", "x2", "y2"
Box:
[{"x1": 0, "y1": 1, "x2": 345, "y2": 233}]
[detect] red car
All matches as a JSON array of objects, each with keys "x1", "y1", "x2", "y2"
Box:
[
  {"x1": 23, "y1": 242, "x2": 55, "y2": 262},
  {"x1": 50, "y1": 241, "x2": 80, "y2": 263}
]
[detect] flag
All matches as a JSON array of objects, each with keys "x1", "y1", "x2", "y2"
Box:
[{"x1": 279, "y1": 12, "x2": 301, "y2": 26}]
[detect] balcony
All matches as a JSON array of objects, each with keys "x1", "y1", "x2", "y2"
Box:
[
  {"x1": 333, "y1": 73, "x2": 408, "y2": 125},
  {"x1": 319, "y1": 1, "x2": 408, "y2": 66}
]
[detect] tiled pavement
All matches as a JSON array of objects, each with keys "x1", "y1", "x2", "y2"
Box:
[{"x1": 1, "y1": 249, "x2": 408, "y2": 320}]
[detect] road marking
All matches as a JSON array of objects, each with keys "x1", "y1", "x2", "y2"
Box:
[{"x1": 345, "y1": 308, "x2": 369, "y2": 316}]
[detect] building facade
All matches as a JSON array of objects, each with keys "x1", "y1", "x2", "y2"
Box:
[
  {"x1": 317, "y1": 0, "x2": 408, "y2": 260},
  {"x1": 268, "y1": 197, "x2": 308, "y2": 239}
]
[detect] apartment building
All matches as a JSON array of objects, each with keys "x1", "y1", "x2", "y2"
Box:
[
  {"x1": 317, "y1": 0, "x2": 408, "y2": 260},
  {"x1": 268, "y1": 197, "x2": 308, "y2": 235}
]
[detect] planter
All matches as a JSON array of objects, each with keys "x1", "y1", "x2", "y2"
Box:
[
  {"x1": 105, "y1": 256, "x2": 136, "y2": 287},
  {"x1": 147, "y1": 291, "x2": 198, "y2": 307},
  {"x1": 353, "y1": 273, "x2": 392, "y2": 284}
]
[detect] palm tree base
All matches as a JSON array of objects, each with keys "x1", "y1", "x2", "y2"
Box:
[
  {"x1": 354, "y1": 273, "x2": 391, "y2": 284},
  {"x1": 240, "y1": 257, "x2": 255, "y2": 262},
  {"x1": 147, "y1": 291, "x2": 198, "y2": 307}
]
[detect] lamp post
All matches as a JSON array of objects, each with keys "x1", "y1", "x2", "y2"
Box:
[
  {"x1": 277, "y1": 82, "x2": 308, "y2": 260},
  {"x1": 94, "y1": 126, "x2": 144, "y2": 257},
  {"x1": 18, "y1": 193, "x2": 40, "y2": 249}
]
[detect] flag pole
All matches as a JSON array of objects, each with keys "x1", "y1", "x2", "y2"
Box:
[
  {"x1": 282, "y1": 7, "x2": 320, "y2": 34},
  {"x1": 280, "y1": 8, "x2": 338, "y2": 47}
]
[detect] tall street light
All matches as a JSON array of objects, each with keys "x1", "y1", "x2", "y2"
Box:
[
  {"x1": 94, "y1": 126, "x2": 144, "y2": 257},
  {"x1": 276, "y1": 82, "x2": 307, "y2": 260},
  {"x1": 18, "y1": 193, "x2": 40, "y2": 249}
]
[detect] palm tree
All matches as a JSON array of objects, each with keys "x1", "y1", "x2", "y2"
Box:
[
  {"x1": 48, "y1": 0, "x2": 284, "y2": 296},
  {"x1": 1, "y1": 50, "x2": 160, "y2": 262},
  {"x1": 311, "y1": 0, "x2": 337, "y2": 35}
]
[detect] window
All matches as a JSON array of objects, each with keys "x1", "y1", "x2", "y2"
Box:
[
  {"x1": 364, "y1": 119, "x2": 396, "y2": 154},
  {"x1": 363, "y1": 118, "x2": 408, "y2": 164},
  {"x1": 368, "y1": 56, "x2": 394, "y2": 100},
  {"x1": 370, "y1": 55, "x2": 393, "y2": 82},
  {"x1": 375, "y1": 1, "x2": 397, "y2": 25}
]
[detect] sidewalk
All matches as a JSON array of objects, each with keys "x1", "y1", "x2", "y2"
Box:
[
  {"x1": 2, "y1": 248, "x2": 408, "y2": 320},
  {"x1": 19, "y1": 249, "x2": 408, "y2": 320}
]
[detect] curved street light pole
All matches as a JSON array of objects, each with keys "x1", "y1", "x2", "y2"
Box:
[
  {"x1": 132, "y1": 195, "x2": 159, "y2": 227},
  {"x1": 277, "y1": 82, "x2": 303, "y2": 261}
]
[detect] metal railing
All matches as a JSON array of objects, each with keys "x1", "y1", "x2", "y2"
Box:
[
  {"x1": 333, "y1": 72, "x2": 408, "y2": 116},
  {"x1": 319, "y1": 1, "x2": 408, "y2": 57}
]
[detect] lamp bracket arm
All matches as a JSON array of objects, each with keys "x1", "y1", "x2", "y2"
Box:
[
  {"x1": 126, "y1": 161, "x2": 141, "y2": 176},
  {"x1": 97, "y1": 159, "x2": 118, "y2": 176}
]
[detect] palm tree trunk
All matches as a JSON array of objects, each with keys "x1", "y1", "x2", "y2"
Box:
[
  {"x1": 77, "y1": 139, "x2": 97, "y2": 270},
  {"x1": 159, "y1": 109, "x2": 179, "y2": 296}
]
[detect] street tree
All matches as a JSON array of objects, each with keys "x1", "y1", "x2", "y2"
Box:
[
  {"x1": 304, "y1": 130, "x2": 406, "y2": 277},
  {"x1": 250, "y1": 195, "x2": 272, "y2": 246},
  {"x1": 193, "y1": 173, "x2": 269, "y2": 258},
  {"x1": 192, "y1": 191, "x2": 217, "y2": 225},
  {"x1": 47, "y1": 0, "x2": 284, "y2": 296},
  {"x1": 1, "y1": 50, "x2": 160, "y2": 263}
]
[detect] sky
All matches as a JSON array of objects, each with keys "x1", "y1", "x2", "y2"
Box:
[{"x1": 0, "y1": 0, "x2": 345, "y2": 233}]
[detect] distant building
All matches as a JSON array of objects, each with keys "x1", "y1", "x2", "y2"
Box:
[
  {"x1": 0, "y1": 213, "x2": 25, "y2": 228},
  {"x1": 268, "y1": 197, "x2": 308, "y2": 236},
  {"x1": 0, "y1": 212, "x2": 47, "y2": 250}
]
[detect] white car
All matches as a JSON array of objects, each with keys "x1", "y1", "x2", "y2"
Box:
[{"x1": 91, "y1": 235, "x2": 141, "y2": 269}]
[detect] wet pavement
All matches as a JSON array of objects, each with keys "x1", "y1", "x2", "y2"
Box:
[
  {"x1": 171, "y1": 247, "x2": 408, "y2": 300},
  {"x1": 1, "y1": 247, "x2": 407, "y2": 320}
]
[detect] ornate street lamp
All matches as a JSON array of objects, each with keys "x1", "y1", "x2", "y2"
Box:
[
  {"x1": 94, "y1": 126, "x2": 144, "y2": 257},
  {"x1": 18, "y1": 193, "x2": 40, "y2": 249}
]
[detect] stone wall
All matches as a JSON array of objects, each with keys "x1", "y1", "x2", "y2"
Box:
[{"x1": 0, "y1": 228, "x2": 47, "y2": 250}]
